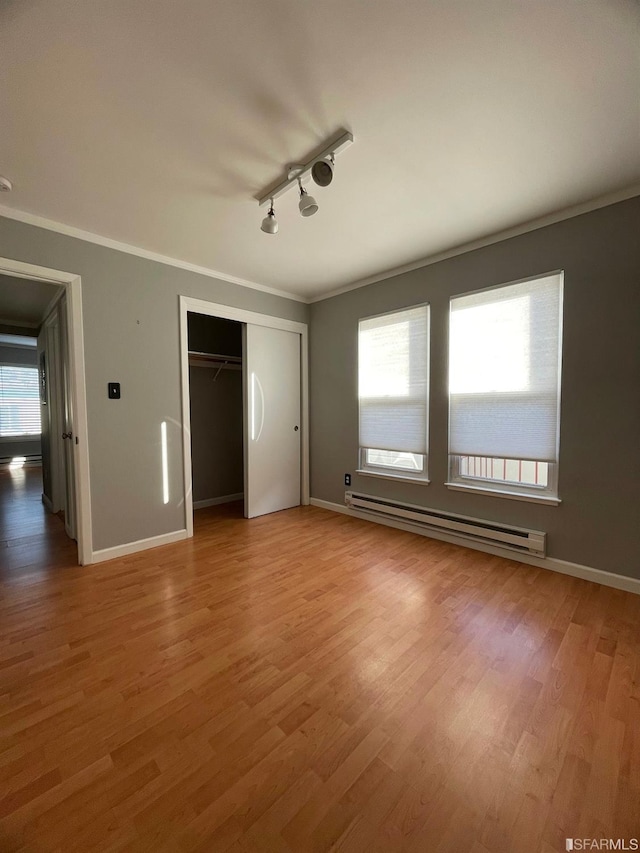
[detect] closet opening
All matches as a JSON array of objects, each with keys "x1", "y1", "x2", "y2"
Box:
[{"x1": 187, "y1": 312, "x2": 244, "y2": 520}]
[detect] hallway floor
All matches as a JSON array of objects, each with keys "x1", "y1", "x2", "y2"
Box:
[{"x1": 0, "y1": 464, "x2": 77, "y2": 577}]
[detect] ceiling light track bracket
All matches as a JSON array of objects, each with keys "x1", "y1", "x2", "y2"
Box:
[{"x1": 256, "y1": 128, "x2": 353, "y2": 207}]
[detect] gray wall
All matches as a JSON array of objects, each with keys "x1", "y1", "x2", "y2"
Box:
[
  {"x1": 0, "y1": 341, "x2": 42, "y2": 459},
  {"x1": 0, "y1": 217, "x2": 307, "y2": 551},
  {"x1": 189, "y1": 366, "x2": 243, "y2": 503},
  {"x1": 310, "y1": 196, "x2": 640, "y2": 579}
]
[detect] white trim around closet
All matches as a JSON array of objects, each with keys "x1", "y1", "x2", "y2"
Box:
[{"x1": 179, "y1": 296, "x2": 310, "y2": 538}]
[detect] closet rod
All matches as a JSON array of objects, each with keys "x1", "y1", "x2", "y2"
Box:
[{"x1": 188, "y1": 350, "x2": 242, "y2": 363}]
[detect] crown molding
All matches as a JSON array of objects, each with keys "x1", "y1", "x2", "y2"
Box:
[
  {"x1": 2, "y1": 184, "x2": 638, "y2": 308},
  {"x1": 0, "y1": 204, "x2": 307, "y2": 304},
  {"x1": 308, "y1": 184, "x2": 640, "y2": 303}
]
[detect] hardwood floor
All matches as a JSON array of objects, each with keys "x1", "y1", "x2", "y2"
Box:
[
  {"x1": 0, "y1": 487, "x2": 639, "y2": 852},
  {"x1": 0, "y1": 465, "x2": 77, "y2": 576}
]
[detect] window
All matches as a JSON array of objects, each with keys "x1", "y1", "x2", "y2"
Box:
[
  {"x1": 447, "y1": 272, "x2": 563, "y2": 501},
  {"x1": 0, "y1": 365, "x2": 42, "y2": 438},
  {"x1": 358, "y1": 304, "x2": 429, "y2": 480}
]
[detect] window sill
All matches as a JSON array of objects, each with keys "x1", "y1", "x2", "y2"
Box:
[
  {"x1": 0, "y1": 435, "x2": 42, "y2": 442},
  {"x1": 356, "y1": 469, "x2": 430, "y2": 486},
  {"x1": 445, "y1": 482, "x2": 561, "y2": 505}
]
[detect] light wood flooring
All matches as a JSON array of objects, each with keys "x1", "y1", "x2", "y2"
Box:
[
  {"x1": 0, "y1": 465, "x2": 76, "y2": 575},
  {"x1": 1, "y1": 469, "x2": 639, "y2": 851}
]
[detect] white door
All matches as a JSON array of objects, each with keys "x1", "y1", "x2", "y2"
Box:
[
  {"x1": 59, "y1": 299, "x2": 77, "y2": 540},
  {"x1": 43, "y1": 314, "x2": 64, "y2": 513},
  {"x1": 244, "y1": 325, "x2": 301, "y2": 518}
]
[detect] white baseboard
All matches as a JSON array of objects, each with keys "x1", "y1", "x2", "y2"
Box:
[
  {"x1": 90, "y1": 529, "x2": 188, "y2": 564},
  {"x1": 41, "y1": 493, "x2": 53, "y2": 513},
  {"x1": 309, "y1": 498, "x2": 640, "y2": 596},
  {"x1": 193, "y1": 493, "x2": 244, "y2": 509},
  {"x1": 1, "y1": 455, "x2": 42, "y2": 466}
]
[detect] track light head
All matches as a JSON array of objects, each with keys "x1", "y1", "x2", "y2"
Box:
[
  {"x1": 298, "y1": 185, "x2": 318, "y2": 217},
  {"x1": 311, "y1": 154, "x2": 334, "y2": 187},
  {"x1": 260, "y1": 201, "x2": 278, "y2": 234}
]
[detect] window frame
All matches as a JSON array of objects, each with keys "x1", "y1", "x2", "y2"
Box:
[
  {"x1": 357, "y1": 302, "x2": 430, "y2": 484},
  {"x1": 357, "y1": 447, "x2": 430, "y2": 484},
  {"x1": 446, "y1": 455, "x2": 560, "y2": 503},
  {"x1": 446, "y1": 271, "x2": 563, "y2": 504},
  {"x1": 0, "y1": 361, "x2": 43, "y2": 440}
]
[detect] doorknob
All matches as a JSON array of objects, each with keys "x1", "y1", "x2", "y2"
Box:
[
  {"x1": 62, "y1": 432, "x2": 73, "y2": 440},
  {"x1": 294, "y1": 425, "x2": 299, "y2": 431}
]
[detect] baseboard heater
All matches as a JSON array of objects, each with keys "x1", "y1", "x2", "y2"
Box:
[{"x1": 345, "y1": 491, "x2": 546, "y2": 556}]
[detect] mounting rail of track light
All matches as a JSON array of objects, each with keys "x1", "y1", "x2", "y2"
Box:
[{"x1": 257, "y1": 128, "x2": 353, "y2": 234}]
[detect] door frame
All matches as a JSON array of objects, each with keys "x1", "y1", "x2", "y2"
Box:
[
  {"x1": 0, "y1": 256, "x2": 92, "y2": 565},
  {"x1": 179, "y1": 295, "x2": 309, "y2": 538}
]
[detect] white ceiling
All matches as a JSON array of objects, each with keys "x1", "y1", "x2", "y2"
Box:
[
  {"x1": 0, "y1": 275, "x2": 61, "y2": 327},
  {"x1": 1, "y1": 0, "x2": 639, "y2": 300}
]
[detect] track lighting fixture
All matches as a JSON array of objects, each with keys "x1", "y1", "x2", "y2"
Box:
[
  {"x1": 255, "y1": 128, "x2": 353, "y2": 234},
  {"x1": 297, "y1": 181, "x2": 318, "y2": 218},
  {"x1": 260, "y1": 200, "x2": 278, "y2": 234}
]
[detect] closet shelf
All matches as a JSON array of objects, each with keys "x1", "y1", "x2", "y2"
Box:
[{"x1": 188, "y1": 351, "x2": 242, "y2": 371}]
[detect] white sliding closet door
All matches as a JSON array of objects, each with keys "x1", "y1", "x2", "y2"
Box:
[{"x1": 244, "y1": 325, "x2": 301, "y2": 518}]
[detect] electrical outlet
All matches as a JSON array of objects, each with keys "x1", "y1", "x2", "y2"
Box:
[{"x1": 344, "y1": 473, "x2": 351, "y2": 486}]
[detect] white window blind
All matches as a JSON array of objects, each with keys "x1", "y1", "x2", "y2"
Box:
[
  {"x1": 0, "y1": 365, "x2": 42, "y2": 437},
  {"x1": 449, "y1": 273, "x2": 563, "y2": 462},
  {"x1": 359, "y1": 305, "x2": 429, "y2": 454}
]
